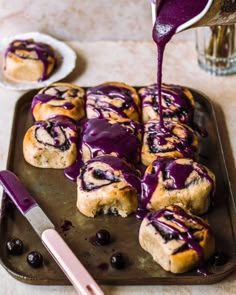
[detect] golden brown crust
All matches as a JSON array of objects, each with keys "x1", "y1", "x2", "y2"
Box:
[
  {"x1": 4, "y1": 39, "x2": 56, "y2": 82},
  {"x1": 143, "y1": 158, "x2": 215, "y2": 215},
  {"x1": 77, "y1": 157, "x2": 138, "y2": 217},
  {"x1": 139, "y1": 206, "x2": 215, "y2": 273},
  {"x1": 23, "y1": 122, "x2": 77, "y2": 169},
  {"x1": 32, "y1": 83, "x2": 85, "y2": 121},
  {"x1": 141, "y1": 120, "x2": 199, "y2": 166},
  {"x1": 86, "y1": 81, "x2": 141, "y2": 121}
]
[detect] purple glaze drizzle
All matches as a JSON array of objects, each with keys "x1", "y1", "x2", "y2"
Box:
[
  {"x1": 31, "y1": 94, "x2": 58, "y2": 113},
  {"x1": 166, "y1": 161, "x2": 195, "y2": 189},
  {"x1": 81, "y1": 118, "x2": 141, "y2": 164},
  {"x1": 147, "y1": 206, "x2": 211, "y2": 264},
  {"x1": 5, "y1": 39, "x2": 55, "y2": 81},
  {"x1": 64, "y1": 157, "x2": 83, "y2": 182},
  {"x1": 145, "y1": 120, "x2": 197, "y2": 159},
  {"x1": 31, "y1": 85, "x2": 81, "y2": 114},
  {"x1": 64, "y1": 118, "x2": 142, "y2": 182},
  {"x1": 62, "y1": 102, "x2": 75, "y2": 110},
  {"x1": 153, "y1": 0, "x2": 209, "y2": 126},
  {"x1": 0, "y1": 170, "x2": 36, "y2": 214},
  {"x1": 140, "y1": 158, "x2": 214, "y2": 210},
  {"x1": 80, "y1": 155, "x2": 140, "y2": 193},
  {"x1": 141, "y1": 83, "x2": 194, "y2": 124},
  {"x1": 86, "y1": 84, "x2": 140, "y2": 120}
]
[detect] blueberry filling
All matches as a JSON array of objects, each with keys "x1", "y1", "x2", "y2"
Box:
[
  {"x1": 35, "y1": 123, "x2": 71, "y2": 151},
  {"x1": 121, "y1": 102, "x2": 130, "y2": 110},
  {"x1": 80, "y1": 165, "x2": 121, "y2": 192},
  {"x1": 107, "y1": 208, "x2": 119, "y2": 216},
  {"x1": 151, "y1": 222, "x2": 179, "y2": 242},
  {"x1": 92, "y1": 169, "x2": 119, "y2": 182},
  {"x1": 164, "y1": 213, "x2": 174, "y2": 220},
  {"x1": 147, "y1": 134, "x2": 176, "y2": 153}
]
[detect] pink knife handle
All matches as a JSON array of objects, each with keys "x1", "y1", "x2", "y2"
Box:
[{"x1": 42, "y1": 229, "x2": 104, "y2": 295}]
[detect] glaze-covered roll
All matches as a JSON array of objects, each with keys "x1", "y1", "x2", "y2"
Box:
[
  {"x1": 31, "y1": 83, "x2": 85, "y2": 121},
  {"x1": 141, "y1": 119, "x2": 199, "y2": 166},
  {"x1": 23, "y1": 116, "x2": 78, "y2": 168},
  {"x1": 141, "y1": 158, "x2": 215, "y2": 215},
  {"x1": 81, "y1": 118, "x2": 142, "y2": 165},
  {"x1": 77, "y1": 155, "x2": 140, "y2": 217},
  {"x1": 139, "y1": 84, "x2": 195, "y2": 124},
  {"x1": 139, "y1": 205, "x2": 215, "y2": 274},
  {"x1": 86, "y1": 82, "x2": 141, "y2": 121},
  {"x1": 4, "y1": 39, "x2": 56, "y2": 81}
]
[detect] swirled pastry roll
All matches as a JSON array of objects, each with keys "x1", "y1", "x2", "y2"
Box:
[
  {"x1": 23, "y1": 116, "x2": 78, "y2": 168},
  {"x1": 4, "y1": 39, "x2": 56, "y2": 81},
  {"x1": 77, "y1": 155, "x2": 140, "y2": 217},
  {"x1": 139, "y1": 84, "x2": 195, "y2": 124},
  {"x1": 139, "y1": 205, "x2": 215, "y2": 274},
  {"x1": 141, "y1": 119, "x2": 199, "y2": 166},
  {"x1": 31, "y1": 83, "x2": 85, "y2": 121},
  {"x1": 81, "y1": 118, "x2": 142, "y2": 165},
  {"x1": 141, "y1": 158, "x2": 215, "y2": 215},
  {"x1": 86, "y1": 82, "x2": 141, "y2": 121}
]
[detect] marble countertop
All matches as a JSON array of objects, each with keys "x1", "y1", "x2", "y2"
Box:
[{"x1": 0, "y1": 40, "x2": 235, "y2": 295}]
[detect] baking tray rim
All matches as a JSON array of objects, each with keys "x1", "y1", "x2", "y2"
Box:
[{"x1": 0, "y1": 86, "x2": 236, "y2": 286}]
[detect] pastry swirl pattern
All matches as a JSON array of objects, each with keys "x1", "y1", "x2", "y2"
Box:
[
  {"x1": 77, "y1": 155, "x2": 140, "y2": 217},
  {"x1": 141, "y1": 119, "x2": 199, "y2": 166},
  {"x1": 86, "y1": 82, "x2": 141, "y2": 121},
  {"x1": 139, "y1": 83, "x2": 195, "y2": 124}
]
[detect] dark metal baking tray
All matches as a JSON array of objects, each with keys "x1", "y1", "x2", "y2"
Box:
[{"x1": 0, "y1": 88, "x2": 235, "y2": 286}]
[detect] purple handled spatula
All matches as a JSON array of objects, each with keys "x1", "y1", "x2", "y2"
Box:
[{"x1": 0, "y1": 170, "x2": 104, "y2": 295}]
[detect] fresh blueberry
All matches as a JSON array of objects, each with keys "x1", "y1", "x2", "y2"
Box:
[
  {"x1": 96, "y1": 229, "x2": 111, "y2": 246},
  {"x1": 110, "y1": 252, "x2": 125, "y2": 269},
  {"x1": 212, "y1": 252, "x2": 228, "y2": 266},
  {"x1": 6, "y1": 238, "x2": 24, "y2": 255},
  {"x1": 27, "y1": 251, "x2": 43, "y2": 268}
]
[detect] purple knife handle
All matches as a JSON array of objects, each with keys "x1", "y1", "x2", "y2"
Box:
[{"x1": 0, "y1": 170, "x2": 36, "y2": 214}]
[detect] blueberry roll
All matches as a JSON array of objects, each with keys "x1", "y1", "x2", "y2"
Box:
[
  {"x1": 77, "y1": 155, "x2": 140, "y2": 217},
  {"x1": 86, "y1": 82, "x2": 141, "y2": 121},
  {"x1": 23, "y1": 116, "x2": 78, "y2": 168},
  {"x1": 139, "y1": 205, "x2": 215, "y2": 273},
  {"x1": 141, "y1": 119, "x2": 199, "y2": 166},
  {"x1": 141, "y1": 158, "x2": 215, "y2": 215},
  {"x1": 139, "y1": 84, "x2": 195, "y2": 124},
  {"x1": 31, "y1": 83, "x2": 85, "y2": 121},
  {"x1": 81, "y1": 118, "x2": 142, "y2": 165},
  {"x1": 4, "y1": 39, "x2": 56, "y2": 81}
]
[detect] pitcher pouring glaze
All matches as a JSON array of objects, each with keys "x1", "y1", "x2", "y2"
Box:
[
  {"x1": 151, "y1": 0, "x2": 236, "y2": 30},
  {"x1": 150, "y1": 0, "x2": 236, "y2": 128}
]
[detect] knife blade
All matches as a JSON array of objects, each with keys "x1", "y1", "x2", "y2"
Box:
[{"x1": 0, "y1": 170, "x2": 104, "y2": 295}]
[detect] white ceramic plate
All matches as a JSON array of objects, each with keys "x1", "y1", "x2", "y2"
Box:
[{"x1": 0, "y1": 32, "x2": 77, "y2": 90}]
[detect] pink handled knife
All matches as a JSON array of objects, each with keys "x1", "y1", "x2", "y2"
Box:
[{"x1": 0, "y1": 170, "x2": 104, "y2": 295}]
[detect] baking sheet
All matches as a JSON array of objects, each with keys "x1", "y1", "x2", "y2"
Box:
[{"x1": 0, "y1": 88, "x2": 235, "y2": 285}]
